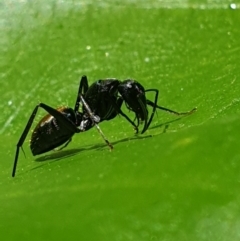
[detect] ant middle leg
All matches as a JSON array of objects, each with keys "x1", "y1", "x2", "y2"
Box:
[
  {"x1": 79, "y1": 95, "x2": 113, "y2": 150},
  {"x1": 74, "y1": 75, "x2": 89, "y2": 112}
]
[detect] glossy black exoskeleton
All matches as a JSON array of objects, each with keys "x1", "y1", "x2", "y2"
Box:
[
  {"x1": 79, "y1": 78, "x2": 139, "y2": 132},
  {"x1": 79, "y1": 76, "x2": 196, "y2": 134},
  {"x1": 12, "y1": 75, "x2": 196, "y2": 177}
]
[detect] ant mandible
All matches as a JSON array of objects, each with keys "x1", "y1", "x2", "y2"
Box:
[{"x1": 12, "y1": 75, "x2": 196, "y2": 177}]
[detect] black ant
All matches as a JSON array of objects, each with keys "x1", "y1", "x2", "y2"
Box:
[{"x1": 12, "y1": 75, "x2": 196, "y2": 177}]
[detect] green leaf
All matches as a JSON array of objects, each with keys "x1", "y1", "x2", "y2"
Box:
[{"x1": 1, "y1": 1, "x2": 240, "y2": 240}]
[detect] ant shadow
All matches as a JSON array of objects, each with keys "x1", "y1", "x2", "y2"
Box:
[
  {"x1": 34, "y1": 134, "x2": 153, "y2": 163},
  {"x1": 31, "y1": 117, "x2": 183, "y2": 171},
  {"x1": 149, "y1": 117, "x2": 182, "y2": 132}
]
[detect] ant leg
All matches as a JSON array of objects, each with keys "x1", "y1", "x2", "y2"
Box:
[
  {"x1": 116, "y1": 97, "x2": 139, "y2": 134},
  {"x1": 54, "y1": 138, "x2": 72, "y2": 151},
  {"x1": 143, "y1": 89, "x2": 159, "y2": 133},
  {"x1": 74, "y1": 75, "x2": 89, "y2": 112},
  {"x1": 12, "y1": 103, "x2": 81, "y2": 177},
  {"x1": 13, "y1": 105, "x2": 39, "y2": 177},
  {"x1": 146, "y1": 99, "x2": 197, "y2": 116},
  {"x1": 80, "y1": 95, "x2": 113, "y2": 150},
  {"x1": 135, "y1": 93, "x2": 149, "y2": 134}
]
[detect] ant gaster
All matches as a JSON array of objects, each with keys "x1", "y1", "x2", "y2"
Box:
[{"x1": 12, "y1": 75, "x2": 196, "y2": 177}]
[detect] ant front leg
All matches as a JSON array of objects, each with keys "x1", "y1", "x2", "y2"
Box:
[
  {"x1": 135, "y1": 93, "x2": 149, "y2": 134},
  {"x1": 12, "y1": 103, "x2": 80, "y2": 177},
  {"x1": 116, "y1": 97, "x2": 139, "y2": 134},
  {"x1": 144, "y1": 89, "x2": 159, "y2": 132}
]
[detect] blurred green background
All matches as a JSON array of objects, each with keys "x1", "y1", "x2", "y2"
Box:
[{"x1": 1, "y1": 0, "x2": 240, "y2": 240}]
